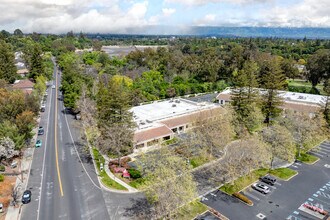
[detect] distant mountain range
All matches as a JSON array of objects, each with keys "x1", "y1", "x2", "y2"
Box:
[{"x1": 89, "y1": 26, "x2": 330, "y2": 39}]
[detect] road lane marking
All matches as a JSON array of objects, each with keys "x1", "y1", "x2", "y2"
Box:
[
  {"x1": 55, "y1": 69, "x2": 64, "y2": 197},
  {"x1": 37, "y1": 69, "x2": 54, "y2": 220},
  {"x1": 63, "y1": 86, "x2": 101, "y2": 190}
]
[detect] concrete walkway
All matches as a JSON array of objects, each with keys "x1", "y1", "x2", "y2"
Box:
[
  {"x1": 102, "y1": 154, "x2": 138, "y2": 193},
  {"x1": 5, "y1": 147, "x2": 34, "y2": 220}
]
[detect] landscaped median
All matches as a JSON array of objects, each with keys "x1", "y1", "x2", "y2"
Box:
[
  {"x1": 171, "y1": 200, "x2": 208, "y2": 220},
  {"x1": 296, "y1": 152, "x2": 319, "y2": 164},
  {"x1": 92, "y1": 148, "x2": 128, "y2": 191}
]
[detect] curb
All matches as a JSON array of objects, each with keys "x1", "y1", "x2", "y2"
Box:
[{"x1": 84, "y1": 130, "x2": 139, "y2": 194}]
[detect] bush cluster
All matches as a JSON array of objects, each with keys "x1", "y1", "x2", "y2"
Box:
[
  {"x1": 233, "y1": 192, "x2": 253, "y2": 205},
  {"x1": 0, "y1": 174, "x2": 4, "y2": 182},
  {"x1": 0, "y1": 165, "x2": 5, "y2": 172},
  {"x1": 128, "y1": 168, "x2": 142, "y2": 179}
]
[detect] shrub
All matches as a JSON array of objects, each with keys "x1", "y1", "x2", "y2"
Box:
[
  {"x1": 233, "y1": 192, "x2": 253, "y2": 205},
  {"x1": 128, "y1": 168, "x2": 142, "y2": 179},
  {"x1": 0, "y1": 174, "x2": 4, "y2": 182},
  {"x1": 0, "y1": 165, "x2": 5, "y2": 172}
]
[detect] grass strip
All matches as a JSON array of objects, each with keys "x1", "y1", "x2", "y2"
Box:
[
  {"x1": 269, "y1": 168, "x2": 297, "y2": 180},
  {"x1": 92, "y1": 148, "x2": 128, "y2": 191},
  {"x1": 171, "y1": 200, "x2": 208, "y2": 220}
]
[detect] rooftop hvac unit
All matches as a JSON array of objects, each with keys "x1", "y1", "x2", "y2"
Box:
[
  {"x1": 175, "y1": 100, "x2": 180, "y2": 103},
  {"x1": 172, "y1": 104, "x2": 176, "y2": 107},
  {"x1": 146, "y1": 119, "x2": 152, "y2": 123}
]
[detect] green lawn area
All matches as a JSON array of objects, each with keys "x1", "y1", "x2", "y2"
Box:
[
  {"x1": 171, "y1": 201, "x2": 208, "y2": 220},
  {"x1": 296, "y1": 152, "x2": 319, "y2": 164},
  {"x1": 269, "y1": 168, "x2": 297, "y2": 181},
  {"x1": 287, "y1": 79, "x2": 325, "y2": 95},
  {"x1": 92, "y1": 148, "x2": 128, "y2": 191},
  {"x1": 190, "y1": 156, "x2": 212, "y2": 168},
  {"x1": 220, "y1": 169, "x2": 269, "y2": 195}
]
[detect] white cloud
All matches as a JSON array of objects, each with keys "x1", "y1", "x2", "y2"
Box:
[
  {"x1": 0, "y1": 0, "x2": 149, "y2": 33},
  {"x1": 162, "y1": 8, "x2": 176, "y2": 16},
  {"x1": 195, "y1": 14, "x2": 216, "y2": 26},
  {"x1": 164, "y1": 0, "x2": 269, "y2": 6}
]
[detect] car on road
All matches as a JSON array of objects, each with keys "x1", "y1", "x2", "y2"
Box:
[
  {"x1": 22, "y1": 190, "x2": 32, "y2": 204},
  {"x1": 38, "y1": 127, "x2": 44, "y2": 135},
  {"x1": 35, "y1": 140, "x2": 42, "y2": 148},
  {"x1": 40, "y1": 104, "x2": 46, "y2": 112},
  {"x1": 252, "y1": 183, "x2": 270, "y2": 194},
  {"x1": 260, "y1": 176, "x2": 276, "y2": 186},
  {"x1": 52, "y1": 85, "x2": 56, "y2": 89}
]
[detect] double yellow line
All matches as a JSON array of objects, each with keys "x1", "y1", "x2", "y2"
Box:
[{"x1": 54, "y1": 70, "x2": 64, "y2": 197}]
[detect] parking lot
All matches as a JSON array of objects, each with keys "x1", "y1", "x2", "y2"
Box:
[{"x1": 201, "y1": 141, "x2": 330, "y2": 220}]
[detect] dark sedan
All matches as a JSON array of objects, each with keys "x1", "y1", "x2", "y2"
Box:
[{"x1": 22, "y1": 190, "x2": 32, "y2": 204}]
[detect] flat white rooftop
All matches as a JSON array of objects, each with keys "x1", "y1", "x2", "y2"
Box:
[
  {"x1": 131, "y1": 98, "x2": 219, "y2": 130},
  {"x1": 219, "y1": 88, "x2": 327, "y2": 105}
]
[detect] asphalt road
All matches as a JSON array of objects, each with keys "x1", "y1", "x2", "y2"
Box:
[
  {"x1": 202, "y1": 141, "x2": 330, "y2": 220},
  {"x1": 21, "y1": 63, "x2": 110, "y2": 220}
]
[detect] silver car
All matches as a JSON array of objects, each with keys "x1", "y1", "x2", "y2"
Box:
[{"x1": 252, "y1": 183, "x2": 270, "y2": 194}]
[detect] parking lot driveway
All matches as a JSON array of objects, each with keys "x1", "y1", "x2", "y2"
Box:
[
  {"x1": 201, "y1": 190, "x2": 257, "y2": 220},
  {"x1": 202, "y1": 141, "x2": 330, "y2": 220}
]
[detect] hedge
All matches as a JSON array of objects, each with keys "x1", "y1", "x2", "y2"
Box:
[{"x1": 233, "y1": 192, "x2": 253, "y2": 206}]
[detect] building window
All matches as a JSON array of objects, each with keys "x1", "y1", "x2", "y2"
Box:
[
  {"x1": 220, "y1": 100, "x2": 224, "y2": 105},
  {"x1": 163, "y1": 136, "x2": 171, "y2": 141},
  {"x1": 179, "y1": 126, "x2": 184, "y2": 131},
  {"x1": 172, "y1": 128, "x2": 178, "y2": 133}
]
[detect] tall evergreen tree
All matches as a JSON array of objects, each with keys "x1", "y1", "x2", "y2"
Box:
[
  {"x1": 29, "y1": 43, "x2": 44, "y2": 80},
  {"x1": 0, "y1": 40, "x2": 17, "y2": 83},
  {"x1": 97, "y1": 75, "x2": 135, "y2": 159},
  {"x1": 260, "y1": 57, "x2": 286, "y2": 125},
  {"x1": 231, "y1": 60, "x2": 262, "y2": 132}
]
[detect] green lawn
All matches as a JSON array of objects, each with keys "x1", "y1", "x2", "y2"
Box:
[
  {"x1": 287, "y1": 79, "x2": 325, "y2": 95},
  {"x1": 220, "y1": 169, "x2": 269, "y2": 195},
  {"x1": 269, "y1": 168, "x2": 297, "y2": 180},
  {"x1": 171, "y1": 201, "x2": 208, "y2": 220},
  {"x1": 296, "y1": 152, "x2": 319, "y2": 164},
  {"x1": 92, "y1": 148, "x2": 128, "y2": 191},
  {"x1": 190, "y1": 156, "x2": 212, "y2": 168}
]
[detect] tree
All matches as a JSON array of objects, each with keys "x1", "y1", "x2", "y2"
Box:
[
  {"x1": 28, "y1": 43, "x2": 44, "y2": 80},
  {"x1": 34, "y1": 75, "x2": 47, "y2": 98},
  {"x1": 323, "y1": 79, "x2": 330, "y2": 127},
  {"x1": 0, "y1": 40, "x2": 18, "y2": 83},
  {"x1": 0, "y1": 121, "x2": 25, "y2": 150},
  {"x1": 278, "y1": 111, "x2": 319, "y2": 157},
  {"x1": 15, "y1": 110, "x2": 36, "y2": 141},
  {"x1": 13, "y1": 29, "x2": 23, "y2": 37},
  {"x1": 306, "y1": 49, "x2": 330, "y2": 87},
  {"x1": 281, "y1": 59, "x2": 299, "y2": 80},
  {"x1": 0, "y1": 89, "x2": 25, "y2": 123},
  {"x1": 97, "y1": 76, "x2": 135, "y2": 161},
  {"x1": 260, "y1": 57, "x2": 286, "y2": 125},
  {"x1": 139, "y1": 148, "x2": 197, "y2": 218},
  {"x1": 92, "y1": 40, "x2": 102, "y2": 51},
  {"x1": 231, "y1": 60, "x2": 262, "y2": 132},
  {"x1": 0, "y1": 137, "x2": 18, "y2": 163},
  {"x1": 261, "y1": 124, "x2": 295, "y2": 168}
]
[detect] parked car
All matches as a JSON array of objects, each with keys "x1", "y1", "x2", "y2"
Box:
[
  {"x1": 252, "y1": 183, "x2": 270, "y2": 194},
  {"x1": 52, "y1": 85, "x2": 56, "y2": 89},
  {"x1": 22, "y1": 190, "x2": 32, "y2": 204},
  {"x1": 0, "y1": 203, "x2": 3, "y2": 213},
  {"x1": 10, "y1": 161, "x2": 18, "y2": 169},
  {"x1": 40, "y1": 104, "x2": 46, "y2": 112},
  {"x1": 260, "y1": 176, "x2": 276, "y2": 186},
  {"x1": 38, "y1": 127, "x2": 44, "y2": 135},
  {"x1": 35, "y1": 140, "x2": 42, "y2": 148}
]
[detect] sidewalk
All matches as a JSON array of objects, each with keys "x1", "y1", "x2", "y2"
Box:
[
  {"x1": 101, "y1": 154, "x2": 138, "y2": 193},
  {"x1": 5, "y1": 147, "x2": 34, "y2": 220}
]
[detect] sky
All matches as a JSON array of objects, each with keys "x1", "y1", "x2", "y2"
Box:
[{"x1": 0, "y1": 0, "x2": 329, "y2": 34}]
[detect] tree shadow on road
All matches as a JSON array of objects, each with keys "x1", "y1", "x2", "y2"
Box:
[{"x1": 123, "y1": 197, "x2": 154, "y2": 219}]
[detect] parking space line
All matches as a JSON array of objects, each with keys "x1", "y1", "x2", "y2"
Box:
[
  {"x1": 308, "y1": 198, "x2": 314, "y2": 202},
  {"x1": 311, "y1": 196, "x2": 330, "y2": 206},
  {"x1": 275, "y1": 182, "x2": 282, "y2": 186},
  {"x1": 309, "y1": 151, "x2": 324, "y2": 157},
  {"x1": 295, "y1": 163, "x2": 302, "y2": 166},
  {"x1": 244, "y1": 191, "x2": 260, "y2": 201},
  {"x1": 291, "y1": 165, "x2": 298, "y2": 168}
]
